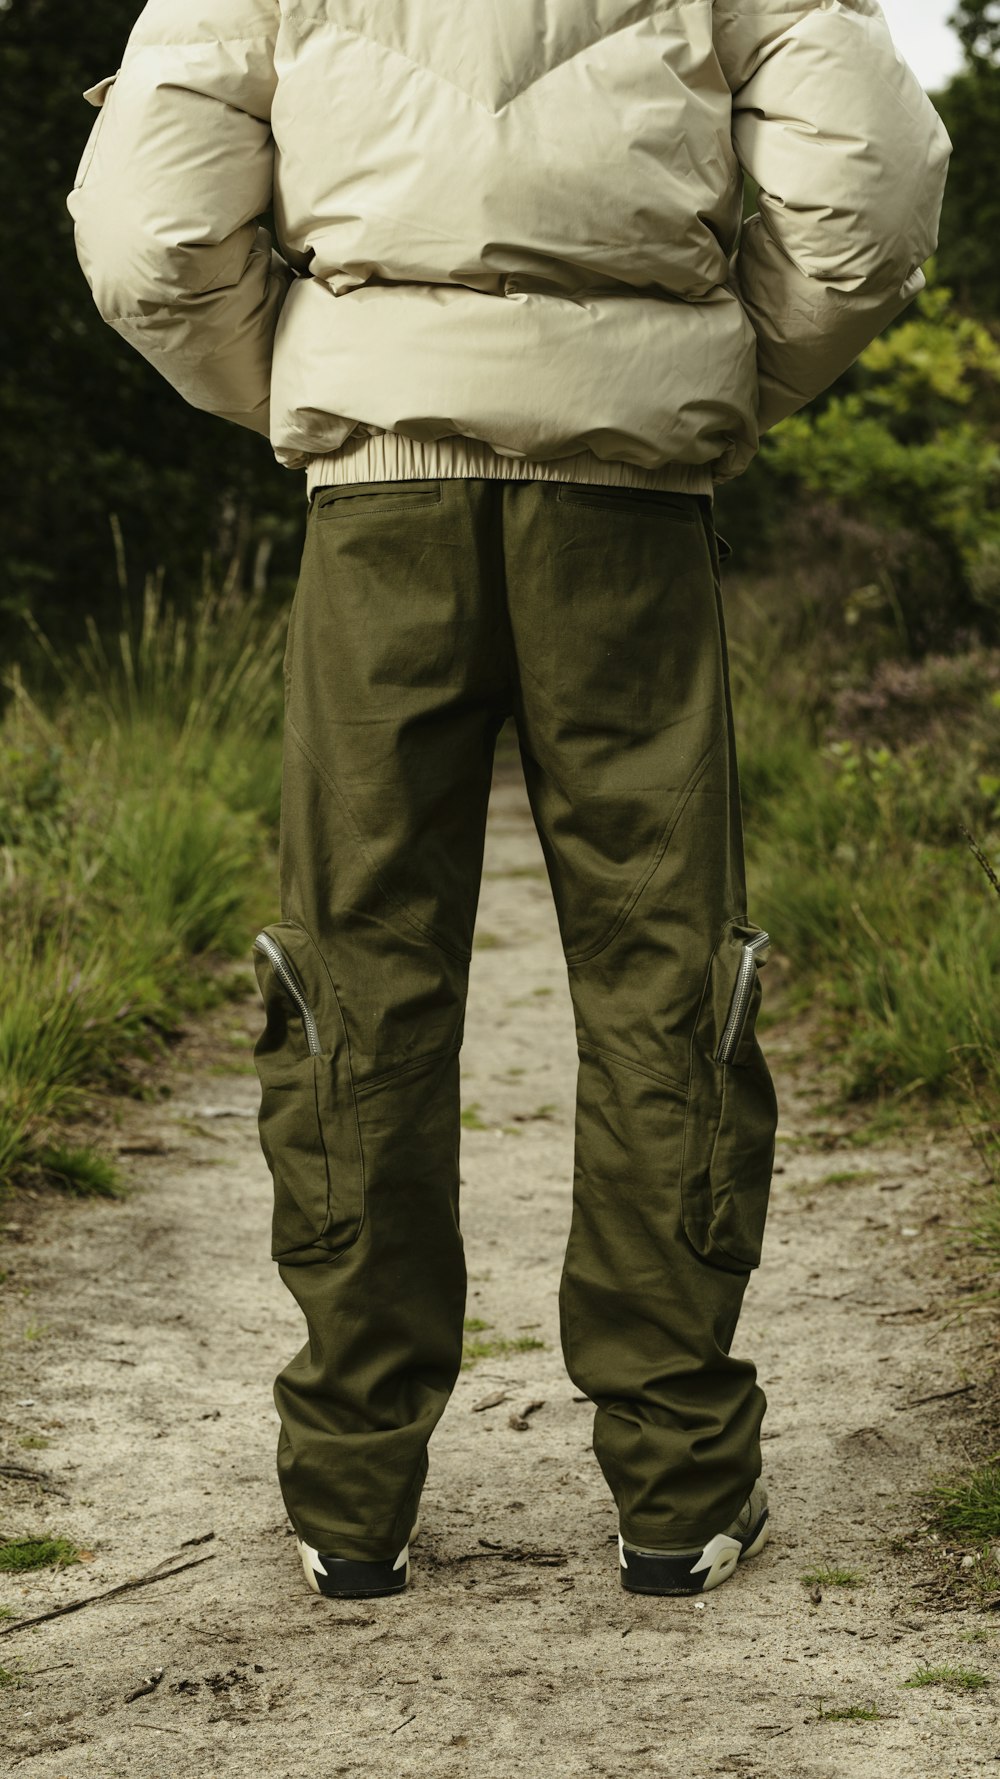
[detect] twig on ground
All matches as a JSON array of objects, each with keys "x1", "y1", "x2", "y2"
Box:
[
  {"x1": 125, "y1": 1666, "x2": 165, "y2": 1703},
  {"x1": 0, "y1": 1553, "x2": 216, "y2": 1639},
  {"x1": 875, "y1": 1305, "x2": 932, "y2": 1320},
  {"x1": 896, "y1": 1384, "x2": 976, "y2": 1410},
  {"x1": 458, "y1": 1548, "x2": 567, "y2": 1567}
]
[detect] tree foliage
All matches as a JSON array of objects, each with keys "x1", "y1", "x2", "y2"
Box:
[
  {"x1": 950, "y1": 0, "x2": 1000, "y2": 66},
  {"x1": 0, "y1": 0, "x2": 304, "y2": 660},
  {"x1": 934, "y1": 56, "x2": 1000, "y2": 318},
  {"x1": 763, "y1": 283, "x2": 1000, "y2": 647}
]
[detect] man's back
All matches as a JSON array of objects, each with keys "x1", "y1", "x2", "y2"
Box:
[{"x1": 69, "y1": 0, "x2": 950, "y2": 485}]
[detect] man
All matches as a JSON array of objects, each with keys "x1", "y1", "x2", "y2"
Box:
[{"x1": 68, "y1": 0, "x2": 950, "y2": 1602}]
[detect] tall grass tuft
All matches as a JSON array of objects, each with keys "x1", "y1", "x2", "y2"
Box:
[
  {"x1": 0, "y1": 572, "x2": 286, "y2": 1192},
  {"x1": 729, "y1": 595, "x2": 1000, "y2": 1113},
  {"x1": 929, "y1": 1457, "x2": 1000, "y2": 1541}
]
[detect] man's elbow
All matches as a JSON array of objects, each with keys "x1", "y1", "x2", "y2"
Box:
[{"x1": 68, "y1": 191, "x2": 239, "y2": 327}]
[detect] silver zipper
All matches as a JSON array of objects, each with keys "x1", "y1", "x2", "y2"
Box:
[
  {"x1": 716, "y1": 931, "x2": 769, "y2": 1064},
  {"x1": 254, "y1": 931, "x2": 322, "y2": 1056}
]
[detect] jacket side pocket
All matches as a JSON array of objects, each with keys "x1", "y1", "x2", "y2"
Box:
[
  {"x1": 679, "y1": 919, "x2": 777, "y2": 1273},
  {"x1": 252, "y1": 921, "x2": 364, "y2": 1265}
]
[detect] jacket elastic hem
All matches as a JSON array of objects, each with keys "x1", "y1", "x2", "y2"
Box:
[{"x1": 305, "y1": 430, "x2": 715, "y2": 498}]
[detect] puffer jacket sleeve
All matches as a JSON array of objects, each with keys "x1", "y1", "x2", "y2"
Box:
[
  {"x1": 714, "y1": 0, "x2": 951, "y2": 455},
  {"x1": 66, "y1": 0, "x2": 287, "y2": 438}
]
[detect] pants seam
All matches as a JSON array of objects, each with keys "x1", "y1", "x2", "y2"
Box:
[
  {"x1": 564, "y1": 732, "x2": 725, "y2": 967},
  {"x1": 286, "y1": 715, "x2": 473, "y2": 966},
  {"x1": 354, "y1": 1039, "x2": 463, "y2": 1097},
  {"x1": 576, "y1": 1039, "x2": 687, "y2": 1096}
]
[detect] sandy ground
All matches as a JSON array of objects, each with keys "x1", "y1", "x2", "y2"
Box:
[{"x1": 1, "y1": 762, "x2": 997, "y2": 1778}]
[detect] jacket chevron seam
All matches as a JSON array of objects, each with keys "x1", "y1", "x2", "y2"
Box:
[{"x1": 319, "y1": 7, "x2": 674, "y2": 119}]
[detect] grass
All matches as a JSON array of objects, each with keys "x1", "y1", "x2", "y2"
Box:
[
  {"x1": 460, "y1": 1103, "x2": 489, "y2": 1130},
  {"x1": 0, "y1": 576, "x2": 284, "y2": 1194},
  {"x1": 928, "y1": 1457, "x2": 1000, "y2": 1540},
  {"x1": 801, "y1": 1567, "x2": 865, "y2": 1588},
  {"x1": 820, "y1": 1169, "x2": 876, "y2": 1187},
  {"x1": 0, "y1": 1667, "x2": 21, "y2": 1689},
  {"x1": 0, "y1": 1536, "x2": 80, "y2": 1573},
  {"x1": 732, "y1": 618, "x2": 1000, "y2": 1114},
  {"x1": 461, "y1": 1333, "x2": 546, "y2": 1370},
  {"x1": 31, "y1": 1146, "x2": 123, "y2": 1199},
  {"x1": 17, "y1": 1436, "x2": 50, "y2": 1451},
  {"x1": 904, "y1": 1666, "x2": 990, "y2": 1691},
  {"x1": 817, "y1": 1701, "x2": 881, "y2": 1721}
]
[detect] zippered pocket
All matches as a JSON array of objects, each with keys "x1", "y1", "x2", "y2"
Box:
[
  {"x1": 715, "y1": 930, "x2": 770, "y2": 1064},
  {"x1": 253, "y1": 930, "x2": 322, "y2": 1055},
  {"x1": 679, "y1": 918, "x2": 777, "y2": 1272},
  {"x1": 252, "y1": 921, "x2": 364, "y2": 1264}
]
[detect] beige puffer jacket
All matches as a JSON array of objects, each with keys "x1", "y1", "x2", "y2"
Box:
[{"x1": 68, "y1": 0, "x2": 951, "y2": 493}]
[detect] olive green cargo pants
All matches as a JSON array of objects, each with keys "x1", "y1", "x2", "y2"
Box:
[{"x1": 252, "y1": 476, "x2": 777, "y2": 1562}]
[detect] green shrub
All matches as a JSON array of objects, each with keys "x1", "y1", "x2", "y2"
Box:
[{"x1": 762, "y1": 282, "x2": 1000, "y2": 649}]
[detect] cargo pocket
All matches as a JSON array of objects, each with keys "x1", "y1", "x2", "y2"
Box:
[
  {"x1": 679, "y1": 919, "x2": 777, "y2": 1273},
  {"x1": 252, "y1": 921, "x2": 364, "y2": 1265}
]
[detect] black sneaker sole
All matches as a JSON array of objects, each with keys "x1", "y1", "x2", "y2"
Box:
[
  {"x1": 297, "y1": 1539, "x2": 411, "y2": 1599},
  {"x1": 620, "y1": 1506, "x2": 769, "y2": 1596}
]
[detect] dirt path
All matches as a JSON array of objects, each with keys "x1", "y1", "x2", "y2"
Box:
[{"x1": 1, "y1": 765, "x2": 995, "y2": 1777}]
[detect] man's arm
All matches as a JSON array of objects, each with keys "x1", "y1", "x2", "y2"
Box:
[
  {"x1": 714, "y1": 0, "x2": 952, "y2": 468},
  {"x1": 66, "y1": 0, "x2": 287, "y2": 438}
]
